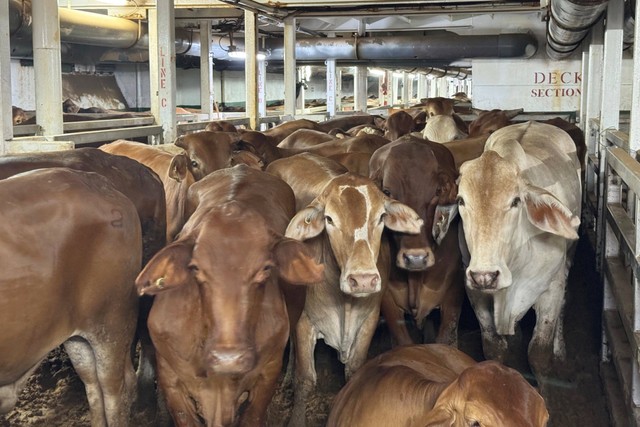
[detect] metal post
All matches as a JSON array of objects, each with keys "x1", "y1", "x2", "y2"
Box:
[
  {"x1": 245, "y1": 10, "x2": 258, "y2": 130},
  {"x1": 258, "y1": 57, "x2": 266, "y2": 119},
  {"x1": 0, "y1": 0, "x2": 12, "y2": 152},
  {"x1": 336, "y1": 67, "x2": 343, "y2": 112},
  {"x1": 326, "y1": 59, "x2": 337, "y2": 117},
  {"x1": 200, "y1": 20, "x2": 214, "y2": 120},
  {"x1": 32, "y1": 0, "x2": 63, "y2": 137},
  {"x1": 629, "y1": 0, "x2": 640, "y2": 154},
  {"x1": 354, "y1": 67, "x2": 367, "y2": 112},
  {"x1": 417, "y1": 74, "x2": 426, "y2": 102},
  {"x1": 149, "y1": 4, "x2": 176, "y2": 144},
  {"x1": 283, "y1": 17, "x2": 296, "y2": 118},
  {"x1": 390, "y1": 73, "x2": 398, "y2": 108},
  {"x1": 402, "y1": 72, "x2": 410, "y2": 107}
]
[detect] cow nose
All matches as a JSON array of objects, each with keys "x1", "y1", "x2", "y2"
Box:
[
  {"x1": 207, "y1": 347, "x2": 256, "y2": 375},
  {"x1": 398, "y1": 248, "x2": 434, "y2": 271},
  {"x1": 403, "y1": 253, "x2": 428, "y2": 270},
  {"x1": 347, "y1": 273, "x2": 380, "y2": 294},
  {"x1": 469, "y1": 270, "x2": 500, "y2": 289}
]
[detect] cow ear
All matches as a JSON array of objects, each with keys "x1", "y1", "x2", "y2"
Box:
[
  {"x1": 285, "y1": 204, "x2": 325, "y2": 241},
  {"x1": 524, "y1": 185, "x2": 580, "y2": 240},
  {"x1": 169, "y1": 154, "x2": 190, "y2": 182},
  {"x1": 274, "y1": 238, "x2": 324, "y2": 285},
  {"x1": 471, "y1": 108, "x2": 486, "y2": 116},
  {"x1": 174, "y1": 135, "x2": 188, "y2": 149},
  {"x1": 433, "y1": 204, "x2": 459, "y2": 245},
  {"x1": 436, "y1": 171, "x2": 458, "y2": 205},
  {"x1": 505, "y1": 108, "x2": 524, "y2": 119},
  {"x1": 383, "y1": 199, "x2": 423, "y2": 234},
  {"x1": 135, "y1": 240, "x2": 194, "y2": 296}
]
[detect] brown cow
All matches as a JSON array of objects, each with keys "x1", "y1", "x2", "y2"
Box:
[
  {"x1": 266, "y1": 153, "x2": 423, "y2": 427},
  {"x1": 11, "y1": 106, "x2": 28, "y2": 125},
  {"x1": 101, "y1": 139, "x2": 195, "y2": 241},
  {"x1": 328, "y1": 152, "x2": 372, "y2": 176},
  {"x1": 468, "y1": 108, "x2": 524, "y2": 137},
  {"x1": 370, "y1": 138, "x2": 463, "y2": 346},
  {"x1": 0, "y1": 168, "x2": 141, "y2": 426},
  {"x1": 384, "y1": 110, "x2": 417, "y2": 141},
  {"x1": 442, "y1": 134, "x2": 491, "y2": 171},
  {"x1": 174, "y1": 130, "x2": 244, "y2": 180},
  {"x1": 205, "y1": 120, "x2": 238, "y2": 133},
  {"x1": 315, "y1": 113, "x2": 386, "y2": 133},
  {"x1": 327, "y1": 344, "x2": 548, "y2": 427},
  {"x1": 277, "y1": 128, "x2": 335, "y2": 149},
  {"x1": 262, "y1": 118, "x2": 321, "y2": 143},
  {"x1": 135, "y1": 165, "x2": 323, "y2": 426}
]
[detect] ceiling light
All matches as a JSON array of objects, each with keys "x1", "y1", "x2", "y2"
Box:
[{"x1": 368, "y1": 69, "x2": 386, "y2": 76}]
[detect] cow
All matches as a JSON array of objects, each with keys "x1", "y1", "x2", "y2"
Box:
[
  {"x1": 442, "y1": 134, "x2": 491, "y2": 171},
  {"x1": 384, "y1": 110, "x2": 417, "y2": 141},
  {"x1": 416, "y1": 96, "x2": 456, "y2": 117},
  {"x1": 63, "y1": 98, "x2": 109, "y2": 113},
  {"x1": 456, "y1": 121, "x2": 581, "y2": 380},
  {"x1": 277, "y1": 129, "x2": 335, "y2": 149},
  {"x1": 327, "y1": 344, "x2": 549, "y2": 427},
  {"x1": 205, "y1": 120, "x2": 238, "y2": 133},
  {"x1": 328, "y1": 152, "x2": 372, "y2": 176},
  {"x1": 11, "y1": 106, "x2": 28, "y2": 125},
  {"x1": 135, "y1": 165, "x2": 323, "y2": 426},
  {"x1": 100, "y1": 139, "x2": 195, "y2": 242},
  {"x1": 261, "y1": 118, "x2": 321, "y2": 143},
  {"x1": 315, "y1": 113, "x2": 386, "y2": 133},
  {"x1": 173, "y1": 131, "x2": 245, "y2": 180},
  {"x1": 266, "y1": 153, "x2": 423, "y2": 427},
  {"x1": 369, "y1": 138, "x2": 463, "y2": 346},
  {"x1": 468, "y1": 108, "x2": 524, "y2": 137},
  {"x1": 542, "y1": 117, "x2": 587, "y2": 173},
  {"x1": 423, "y1": 114, "x2": 468, "y2": 143},
  {"x1": 0, "y1": 167, "x2": 141, "y2": 426}
]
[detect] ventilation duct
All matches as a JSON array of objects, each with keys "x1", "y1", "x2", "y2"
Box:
[{"x1": 546, "y1": 0, "x2": 609, "y2": 59}]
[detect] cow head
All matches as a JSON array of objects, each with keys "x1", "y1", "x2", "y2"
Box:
[
  {"x1": 286, "y1": 173, "x2": 423, "y2": 296},
  {"x1": 384, "y1": 110, "x2": 416, "y2": 141},
  {"x1": 422, "y1": 115, "x2": 468, "y2": 143},
  {"x1": 421, "y1": 361, "x2": 549, "y2": 427},
  {"x1": 458, "y1": 150, "x2": 579, "y2": 292},
  {"x1": 175, "y1": 131, "x2": 241, "y2": 180},
  {"x1": 370, "y1": 141, "x2": 458, "y2": 271},
  {"x1": 136, "y1": 203, "x2": 322, "y2": 377},
  {"x1": 468, "y1": 108, "x2": 523, "y2": 137}
]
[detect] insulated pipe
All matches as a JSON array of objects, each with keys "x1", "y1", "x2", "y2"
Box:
[
  {"x1": 546, "y1": 0, "x2": 609, "y2": 59},
  {"x1": 266, "y1": 32, "x2": 538, "y2": 61}
]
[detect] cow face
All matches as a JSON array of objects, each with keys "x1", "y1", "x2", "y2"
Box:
[
  {"x1": 175, "y1": 131, "x2": 239, "y2": 180},
  {"x1": 136, "y1": 203, "x2": 322, "y2": 377},
  {"x1": 371, "y1": 142, "x2": 457, "y2": 271},
  {"x1": 421, "y1": 361, "x2": 549, "y2": 427},
  {"x1": 286, "y1": 173, "x2": 423, "y2": 296},
  {"x1": 458, "y1": 151, "x2": 579, "y2": 292}
]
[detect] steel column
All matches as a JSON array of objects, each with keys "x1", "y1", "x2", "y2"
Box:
[
  {"x1": 326, "y1": 59, "x2": 337, "y2": 117},
  {"x1": 0, "y1": 0, "x2": 12, "y2": 152},
  {"x1": 149, "y1": 4, "x2": 177, "y2": 144},
  {"x1": 245, "y1": 10, "x2": 258, "y2": 130},
  {"x1": 200, "y1": 20, "x2": 214, "y2": 119},
  {"x1": 284, "y1": 17, "x2": 296, "y2": 117},
  {"x1": 354, "y1": 66, "x2": 367, "y2": 112},
  {"x1": 402, "y1": 72, "x2": 410, "y2": 107},
  {"x1": 417, "y1": 74, "x2": 427, "y2": 101},
  {"x1": 630, "y1": 0, "x2": 640, "y2": 154},
  {"x1": 32, "y1": 1, "x2": 63, "y2": 137},
  {"x1": 258, "y1": 58, "x2": 266, "y2": 119}
]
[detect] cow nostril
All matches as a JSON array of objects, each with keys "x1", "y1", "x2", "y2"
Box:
[
  {"x1": 348, "y1": 276, "x2": 358, "y2": 289},
  {"x1": 470, "y1": 270, "x2": 500, "y2": 288}
]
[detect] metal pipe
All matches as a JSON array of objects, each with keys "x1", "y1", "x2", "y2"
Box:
[{"x1": 546, "y1": 0, "x2": 609, "y2": 59}]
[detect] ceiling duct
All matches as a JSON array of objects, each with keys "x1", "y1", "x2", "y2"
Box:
[
  {"x1": 546, "y1": 0, "x2": 609, "y2": 59},
  {"x1": 9, "y1": 0, "x2": 536, "y2": 66}
]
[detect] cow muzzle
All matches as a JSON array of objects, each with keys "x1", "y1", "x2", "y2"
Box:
[
  {"x1": 396, "y1": 248, "x2": 435, "y2": 271},
  {"x1": 467, "y1": 269, "x2": 500, "y2": 290},
  {"x1": 341, "y1": 272, "x2": 382, "y2": 296},
  {"x1": 207, "y1": 347, "x2": 257, "y2": 375}
]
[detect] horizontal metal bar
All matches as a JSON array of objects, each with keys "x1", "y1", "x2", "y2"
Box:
[
  {"x1": 52, "y1": 125, "x2": 163, "y2": 146},
  {"x1": 64, "y1": 117, "x2": 155, "y2": 132},
  {"x1": 607, "y1": 130, "x2": 630, "y2": 151},
  {"x1": 603, "y1": 308, "x2": 637, "y2": 416},
  {"x1": 608, "y1": 147, "x2": 640, "y2": 197},
  {"x1": 607, "y1": 204, "x2": 637, "y2": 264},
  {"x1": 604, "y1": 258, "x2": 638, "y2": 354},
  {"x1": 12, "y1": 124, "x2": 41, "y2": 136}
]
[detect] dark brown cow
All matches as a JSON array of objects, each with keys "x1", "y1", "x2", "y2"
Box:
[
  {"x1": 204, "y1": 120, "x2": 238, "y2": 133},
  {"x1": 266, "y1": 153, "x2": 423, "y2": 427},
  {"x1": 101, "y1": 139, "x2": 195, "y2": 242},
  {"x1": 0, "y1": 168, "x2": 141, "y2": 426},
  {"x1": 277, "y1": 128, "x2": 335, "y2": 149},
  {"x1": 135, "y1": 165, "x2": 323, "y2": 426},
  {"x1": 315, "y1": 113, "x2": 386, "y2": 133},
  {"x1": 468, "y1": 108, "x2": 524, "y2": 137},
  {"x1": 370, "y1": 137, "x2": 463, "y2": 346},
  {"x1": 328, "y1": 152, "x2": 372, "y2": 176},
  {"x1": 327, "y1": 344, "x2": 548, "y2": 427},
  {"x1": 11, "y1": 106, "x2": 28, "y2": 125},
  {"x1": 174, "y1": 131, "x2": 244, "y2": 180},
  {"x1": 442, "y1": 134, "x2": 491, "y2": 171},
  {"x1": 384, "y1": 110, "x2": 417, "y2": 141}
]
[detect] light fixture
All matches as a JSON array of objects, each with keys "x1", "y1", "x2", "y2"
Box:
[
  {"x1": 227, "y1": 45, "x2": 246, "y2": 59},
  {"x1": 368, "y1": 68, "x2": 386, "y2": 76}
]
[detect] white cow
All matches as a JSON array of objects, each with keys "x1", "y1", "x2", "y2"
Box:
[
  {"x1": 456, "y1": 121, "x2": 581, "y2": 378},
  {"x1": 423, "y1": 114, "x2": 467, "y2": 143}
]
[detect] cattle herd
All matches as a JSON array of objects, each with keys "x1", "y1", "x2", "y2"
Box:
[{"x1": 0, "y1": 96, "x2": 587, "y2": 426}]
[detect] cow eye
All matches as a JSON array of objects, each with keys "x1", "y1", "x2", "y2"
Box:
[
  {"x1": 325, "y1": 215, "x2": 334, "y2": 225},
  {"x1": 191, "y1": 160, "x2": 198, "y2": 168},
  {"x1": 382, "y1": 188, "x2": 391, "y2": 197},
  {"x1": 457, "y1": 196, "x2": 465, "y2": 207},
  {"x1": 470, "y1": 421, "x2": 481, "y2": 427},
  {"x1": 511, "y1": 196, "x2": 521, "y2": 208}
]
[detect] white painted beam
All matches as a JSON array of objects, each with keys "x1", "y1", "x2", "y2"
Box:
[
  {"x1": 354, "y1": 67, "x2": 367, "y2": 112},
  {"x1": 200, "y1": 20, "x2": 214, "y2": 119},
  {"x1": 326, "y1": 59, "x2": 337, "y2": 117},
  {"x1": 245, "y1": 10, "x2": 258, "y2": 130},
  {"x1": 0, "y1": 0, "x2": 12, "y2": 152},
  {"x1": 284, "y1": 17, "x2": 296, "y2": 118},
  {"x1": 629, "y1": 0, "x2": 640, "y2": 154}
]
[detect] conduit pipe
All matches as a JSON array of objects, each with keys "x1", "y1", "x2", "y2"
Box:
[{"x1": 546, "y1": 0, "x2": 609, "y2": 59}]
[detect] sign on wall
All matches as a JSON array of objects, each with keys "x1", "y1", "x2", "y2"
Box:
[{"x1": 472, "y1": 59, "x2": 582, "y2": 112}]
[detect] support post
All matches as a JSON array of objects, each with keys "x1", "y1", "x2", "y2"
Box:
[
  {"x1": 326, "y1": 59, "x2": 337, "y2": 117},
  {"x1": 0, "y1": 0, "x2": 12, "y2": 152},
  {"x1": 200, "y1": 20, "x2": 214, "y2": 120},
  {"x1": 284, "y1": 17, "x2": 296, "y2": 118},
  {"x1": 244, "y1": 10, "x2": 259, "y2": 130},
  {"x1": 354, "y1": 67, "x2": 368, "y2": 112},
  {"x1": 402, "y1": 72, "x2": 410, "y2": 107}
]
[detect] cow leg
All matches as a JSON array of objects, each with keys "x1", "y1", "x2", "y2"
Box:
[
  {"x1": 435, "y1": 278, "x2": 464, "y2": 347},
  {"x1": 64, "y1": 337, "x2": 109, "y2": 427},
  {"x1": 466, "y1": 289, "x2": 508, "y2": 362},
  {"x1": 344, "y1": 310, "x2": 380, "y2": 380},
  {"x1": 135, "y1": 295, "x2": 158, "y2": 411},
  {"x1": 288, "y1": 312, "x2": 317, "y2": 427},
  {"x1": 529, "y1": 275, "x2": 567, "y2": 379},
  {"x1": 380, "y1": 287, "x2": 413, "y2": 346},
  {"x1": 0, "y1": 362, "x2": 42, "y2": 414}
]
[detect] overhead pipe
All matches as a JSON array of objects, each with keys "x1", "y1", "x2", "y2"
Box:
[{"x1": 546, "y1": 0, "x2": 609, "y2": 59}]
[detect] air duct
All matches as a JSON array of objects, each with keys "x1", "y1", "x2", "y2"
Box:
[{"x1": 546, "y1": 0, "x2": 609, "y2": 59}]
